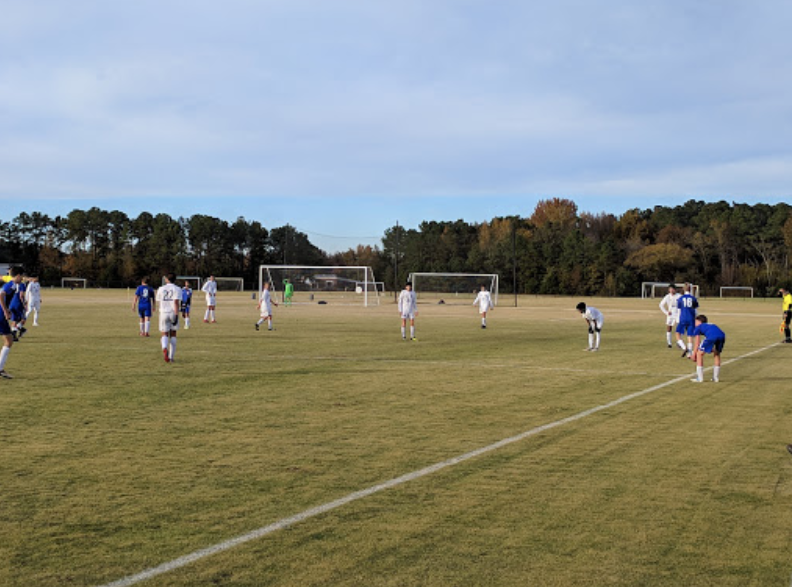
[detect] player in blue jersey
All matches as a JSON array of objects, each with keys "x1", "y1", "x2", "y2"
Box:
[
  {"x1": 132, "y1": 278, "x2": 156, "y2": 337},
  {"x1": 8, "y1": 274, "x2": 28, "y2": 341},
  {"x1": 181, "y1": 281, "x2": 193, "y2": 329},
  {"x1": 689, "y1": 314, "x2": 725, "y2": 383},
  {"x1": 0, "y1": 267, "x2": 24, "y2": 378},
  {"x1": 675, "y1": 283, "x2": 699, "y2": 358}
]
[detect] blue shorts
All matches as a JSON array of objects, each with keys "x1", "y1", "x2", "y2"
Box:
[
  {"x1": 699, "y1": 337, "x2": 725, "y2": 354},
  {"x1": 181, "y1": 304, "x2": 191, "y2": 314},
  {"x1": 676, "y1": 322, "x2": 695, "y2": 336},
  {"x1": 10, "y1": 307, "x2": 24, "y2": 322},
  {"x1": 0, "y1": 314, "x2": 11, "y2": 336},
  {"x1": 138, "y1": 306, "x2": 152, "y2": 318}
]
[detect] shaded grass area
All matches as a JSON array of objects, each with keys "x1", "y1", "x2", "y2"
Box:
[{"x1": 1, "y1": 292, "x2": 791, "y2": 586}]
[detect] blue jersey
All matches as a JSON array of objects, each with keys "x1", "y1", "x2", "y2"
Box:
[
  {"x1": 676, "y1": 294, "x2": 698, "y2": 325},
  {"x1": 181, "y1": 288, "x2": 192, "y2": 306},
  {"x1": 135, "y1": 285, "x2": 156, "y2": 308},
  {"x1": 9, "y1": 282, "x2": 25, "y2": 311},
  {"x1": 692, "y1": 323, "x2": 725, "y2": 341},
  {"x1": 1, "y1": 281, "x2": 17, "y2": 307}
]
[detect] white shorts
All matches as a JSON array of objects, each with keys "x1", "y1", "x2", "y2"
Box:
[
  {"x1": 665, "y1": 314, "x2": 678, "y2": 327},
  {"x1": 159, "y1": 311, "x2": 180, "y2": 333},
  {"x1": 260, "y1": 305, "x2": 273, "y2": 318},
  {"x1": 401, "y1": 312, "x2": 416, "y2": 320},
  {"x1": 28, "y1": 300, "x2": 41, "y2": 311},
  {"x1": 206, "y1": 294, "x2": 216, "y2": 306}
]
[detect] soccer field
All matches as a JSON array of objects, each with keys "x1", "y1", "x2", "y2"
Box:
[{"x1": 2, "y1": 290, "x2": 792, "y2": 587}]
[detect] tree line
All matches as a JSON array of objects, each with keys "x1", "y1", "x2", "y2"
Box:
[{"x1": 2, "y1": 199, "x2": 791, "y2": 296}]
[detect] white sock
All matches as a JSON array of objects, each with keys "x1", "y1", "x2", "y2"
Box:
[
  {"x1": 401, "y1": 326, "x2": 406, "y2": 338},
  {"x1": 161, "y1": 335, "x2": 168, "y2": 350},
  {"x1": 185, "y1": 318, "x2": 190, "y2": 328},
  {"x1": 677, "y1": 339, "x2": 686, "y2": 350},
  {"x1": 210, "y1": 310, "x2": 216, "y2": 321},
  {"x1": 139, "y1": 323, "x2": 144, "y2": 334},
  {"x1": 267, "y1": 318, "x2": 273, "y2": 330},
  {"x1": 410, "y1": 326, "x2": 415, "y2": 338},
  {"x1": 169, "y1": 337, "x2": 177, "y2": 360},
  {"x1": 204, "y1": 310, "x2": 210, "y2": 320},
  {"x1": 595, "y1": 332, "x2": 601, "y2": 348},
  {"x1": 588, "y1": 333, "x2": 594, "y2": 348},
  {"x1": 666, "y1": 332, "x2": 672, "y2": 345},
  {"x1": 713, "y1": 366, "x2": 720, "y2": 380},
  {"x1": 0, "y1": 346, "x2": 10, "y2": 370},
  {"x1": 257, "y1": 318, "x2": 264, "y2": 326},
  {"x1": 144, "y1": 322, "x2": 150, "y2": 334},
  {"x1": 696, "y1": 366, "x2": 704, "y2": 381},
  {"x1": 482, "y1": 317, "x2": 486, "y2": 326}
]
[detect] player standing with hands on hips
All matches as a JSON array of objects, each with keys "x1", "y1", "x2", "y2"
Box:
[
  {"x1": 25, "y1": 275, "x2": 42, "y2": 327},
  {"x1": 399, "y1": 282, "x2": 418, "y2": 341},
  {"x1": 473, "y1": 284, "x2": 494, "y2": 329},
  {"x1": 202, "y1": 275, "x2": 217, "y2": 323},
  {"x1": 658, "y1": 284, "x2": 681, "y2": 348},
  {"x1": 576, "y1": 302, "x2": 603, "y2": 351}
]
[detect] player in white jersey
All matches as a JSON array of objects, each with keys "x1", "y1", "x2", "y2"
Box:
[
  {"x1": 576, "y1": 302, "x2": 603, "y2": 351},
  {"x1": 25, "y1": 276, "x2": 42, "y2": 326},
  {"x1": 658, "y1": 284, "x2": 681, "y2": 348},
  {"x1": 472, "y1": 284, "x2": 494, "y2": 329},
  {"x1": 398, "y1": 281, "x2": 418, "y2": 341},
  {"x1": 201, "y1": 275, "x2": 218, "y2": 323},
  {"x1": 256, "y1": 281, "x2": 278, "y2": 331},
  {"x1": 156, "y1": 273, "x2": 182, "y2": 363}
]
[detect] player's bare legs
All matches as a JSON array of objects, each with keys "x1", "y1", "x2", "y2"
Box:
[{"x1": 0, "y1": 333, "x2": 14, "y2": 378}]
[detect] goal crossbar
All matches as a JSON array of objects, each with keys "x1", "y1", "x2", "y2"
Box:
[
  {"x1": 642, "y1": 281, "x2": 699, "y2": 299},
  {"x1": 259, "y1": 265, "x2": 380, "y2": 306},
  {"x1": 61, "y1": 277, "x2": 87, "y2": 288},
  {"x1": 719, "y1": 286, "x2": 754, "y2": 298},
  {"x1": 408, "y1": 272, "x2": 499, "y2": 305}
]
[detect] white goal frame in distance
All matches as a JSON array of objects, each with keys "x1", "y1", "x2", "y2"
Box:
[
  {"x1": 641, "y1": 281, "x2": 699, "y2": 299},
  {"x1": 408, "y1": 272, "x2": 499, "y2": 306},
  {"x1": 719, "y1": 286, "x2": 754, "y2": 298},
  {"x1": 61, "y1": 277, "x2": 87, "y2": 288},
  {"x1": 164, "y1": 275, "x2": 202, "y2": 290},
  {"x1": 259, "y1": 265, "x2": 380, "y2": 306},
  {"x1": 214, "y1": 277, "x2": 244, "y2": 291}
]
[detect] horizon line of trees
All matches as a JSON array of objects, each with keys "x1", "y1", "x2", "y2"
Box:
[{"x1": 2, "y1": 199, "x2": 792, "y2": 296}]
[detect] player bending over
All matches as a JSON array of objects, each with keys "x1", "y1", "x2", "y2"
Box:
[
  {"x1": 156, "y1": 274, "x2": 182, "y2": 363},
  {"x1": 256, "y1": 281, "x2": 278, "y2": 331},
  {"x1": 25, "y1": 275, "x2": 41, "y2": 326},
  {"x1": 132, "y1": 277, "x2": 156, "y2": 337},
  {"x1": 399, "y1": 281, "x2": 418, "y2": 341},
  {"x1": 181, "y1": 281, "x2": 193, "y2": 329},
  {"x1": 201, "y1": 275, "x2": 217, "y2": 323},
  {"x1": 675, "y1": 283, "x2": 699, "y2": 357},
  {"x1": 576, "y1": 302, "x2": 603, "y2": 351},
  {"x1": 658, "y1": 284, "x2": 681, "y2": 348},
  {"x1": 473, "y1": 284, "x2": 494, "y2": 329},
  {"x1": 689, "y1": 314, "x2": 725, "y2": 383},
  {"x1": 0, "y1": 267, "x2": 23, "y2": 378}
]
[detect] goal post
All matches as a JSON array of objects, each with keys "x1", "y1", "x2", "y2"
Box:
[
  {"x1": 259, "y1": 265, "x2": 380, "y2": 306},
  {"x1": 214, "y1": 277, "x2": 244, "y2": 291},
  {"x1": 61, "y1": 277, "x2": 87, "y2": 288},
  {"x1": 641, "y1": 281, "x2": 699, "y2": 299},
  {"x1": 408, "y1": 273, "x2": 499, "y2": 306},
  {"x1": 719, "y1": 286, "x2": 754, "y2": 298}
]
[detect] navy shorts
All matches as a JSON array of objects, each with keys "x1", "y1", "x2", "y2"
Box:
[
  {"x1": 10, "y1": 307, "x2": 24, "y2": 322},
  {"x1": 138, "y1": 306, "x2": 152, "y2": 318},
  {"x1": 700, "y1": 336, "x2": 725, "y2": 354},
  {"x1": 0, "y1": 314, "x2": 11, "y2": 336},
  {"x1": 676, "y1": 322, "x2": 695, "y2": 336}
]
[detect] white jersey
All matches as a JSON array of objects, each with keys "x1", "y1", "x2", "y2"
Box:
[
  {"x1": 202, "y1": 280, "x2": 217, "y2": 305},
  {"x1": 659, "y1": 292, "x2": 681, "y2": 323},
  {"x1": 157, "y1": 283, "x2": 182, "y2": 331},
  {"x1": 259, "y1": 288, "x2": 274, "y2": 317},
  {"x1": 26, "y1": 281, "x2": 41, "y2": 303},
  {"x1": 473, "y1": 291, "x2": 493, "y2": 313},
  {"x1": 398, "y1": 289, "x2": 417, "y2": 318},
  {"x1": 584, "y1": 306, "x2": 604, "y2": 328}
]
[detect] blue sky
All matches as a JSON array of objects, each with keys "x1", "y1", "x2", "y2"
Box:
[{"x1": 1, "y1": 1, "x2": 791, "y2": 251}]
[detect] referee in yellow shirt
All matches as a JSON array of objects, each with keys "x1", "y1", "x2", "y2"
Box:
[{"x1": 781, "y1": 287, "x2": 792, "y2": 343}]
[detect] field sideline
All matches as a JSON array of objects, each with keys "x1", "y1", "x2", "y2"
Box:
[{"x1": 2, "y1": 291, "x2": 791, "y2": 586}]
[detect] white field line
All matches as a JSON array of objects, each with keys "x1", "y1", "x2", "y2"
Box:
[{"x1": 96, "y1": 342, "x2": 780, "y2": 587}]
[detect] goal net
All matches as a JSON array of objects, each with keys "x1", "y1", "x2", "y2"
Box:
[
  {"x1": 719, "y1": 286, "x2": 754, "y2": 298},
  {"x1": 165, "y1": 276, "x2": 202, "y2": 290},
  {"x1": 62, "y1": 277, "x2": 87, "y2": 288},
  {"x1": 259, "y1": 265, "x2": 380, "y2": 306},
  {"x1": 214, "y1": 277, "x2": 244, "y2": 291},
  {"x1": 408, "y1": 273, "x2": 499, "y2": 305},
  {"x1": 641, "y1": 282, "x2": 699, "y2": 299}
]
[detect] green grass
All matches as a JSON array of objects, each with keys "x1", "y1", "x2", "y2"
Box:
[{"x1": 2, "y1": 291, "x2": 791, "y2": 586}]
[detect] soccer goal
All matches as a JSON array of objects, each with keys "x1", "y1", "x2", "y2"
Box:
[
  {"x1": 641, "y1": 282, "x2": 699, "y2": 299},
  {"x1": 214, "y1": 277, "x2": 244, "y2": 291},
  {"x1": 259, "y1": 265, "x2": 380, "y2": 306},
  {"x1": 720, "y1": 286, "x2": 754, "y2": 298},
  {"x1": 61, "y1": 277, "x2": 87, "y2": 288},
  {"x1": 165, "y1": 275, "x2": 202, "y2": 290},
  {"x1": 408, "y1": 273, "x2": 499, "y2": 306}
]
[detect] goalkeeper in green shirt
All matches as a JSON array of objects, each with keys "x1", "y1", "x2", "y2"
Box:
[{"x1": 284, "y1": 279, "x2": 294, "y2": 306}]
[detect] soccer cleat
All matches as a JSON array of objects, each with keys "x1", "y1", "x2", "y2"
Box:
[
  {"x1": 681, "y1": 349, "x2": 688, "y2": 358},
  {"x1": 19, "y1": 327, "x2": 27, "y2": 338},
  {"x1": 583, "y1": 347, "x2": 592, "y2": 352},
  {"x1": 667, "y1": 344, "x2": 672, "y2": 348},
  {"x1": 411, "y1": 337, "x2": 418, "y2": 341},
  {"x1": 211, "y1": 320, "x2": 217, "y2": 323},
  {"x1": 0, "y1": 370, "x2": 13, "y2": 379},
  {"x1": 169, "y1": 357, "x2": 175, "y2": 364},
  {"x1": 711, "y1": 378, "x2": 719, "y2": 383},
  {"x1": 163, "y1": 348, "x2": 170, "y2": 363},
  {"x1": 481, "y1": 324, "x2": 486, "y2": 329},
  {"x1": 145, "y1": 333, "x2": 150, "y2": 337},
  {"x1": 783, "y1": 339, "x2": 792, "y2": 344},
  {"x1": 255, "y1": 323, "x2": 260, "y2": 331},
  {"x1": 203, "y1": 319, "x2": 209, "y2": 323},
  {"x1": 591, "y1": 347, "x2": 599, "y2": 352},
  {"x1": 690, "y1": 378, "x2": 702, "y2": 383}
]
